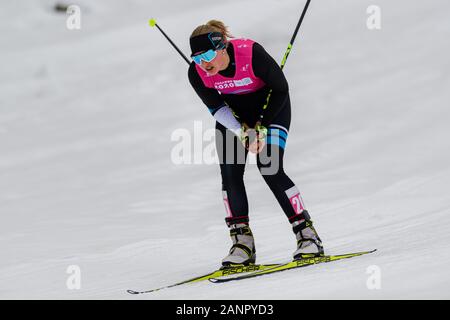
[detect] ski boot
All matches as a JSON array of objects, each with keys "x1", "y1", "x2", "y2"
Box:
[
  {"x1": 292, "y1": 211, "x2": 324, "y2": 260},
  {"x1": 222, "y1": 223, "x2": 256, "y2": 267}
]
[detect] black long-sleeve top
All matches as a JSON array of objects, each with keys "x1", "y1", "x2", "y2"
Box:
[{"x1": 188, "y1": 41, "x2": 289, "y2": 128}]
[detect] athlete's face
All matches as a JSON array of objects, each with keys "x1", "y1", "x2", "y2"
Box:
[{"x1": 200, "y1": 49, "x2": 229, "y2": 75}]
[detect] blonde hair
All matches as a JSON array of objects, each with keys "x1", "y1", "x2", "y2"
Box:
[{"x1": 190, "y1": 20, "x2": 233, "y2": 41}]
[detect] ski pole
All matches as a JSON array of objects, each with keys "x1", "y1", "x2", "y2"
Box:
[
  {"x1": 280, "y1": 0, "x2": 311, "y2": 70},
  {"x1": 259, "y1": 0, "x2": 312, "y2": 121},
  {"x1": 149, "y1": 18, "x2": 191, "y2": 65}
]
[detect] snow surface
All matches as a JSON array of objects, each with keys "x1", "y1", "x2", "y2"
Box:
[{"x1": 1, "y1": 0, "x2": 449, "y2": 299}]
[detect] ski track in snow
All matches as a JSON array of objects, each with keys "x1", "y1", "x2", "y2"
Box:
[{"x1": 1, "y1": 0, "x2": 449, "y2": 299}]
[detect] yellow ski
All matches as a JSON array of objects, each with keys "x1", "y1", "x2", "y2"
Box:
[
  {"x1": 209, "y1": 249, "x2": 377, "y2": 283},
  {"x1": 127, "y1": 263, "x2": 280, "y2": 294}
]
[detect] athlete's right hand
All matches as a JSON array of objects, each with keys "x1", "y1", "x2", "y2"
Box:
[
  {"x1": 239, "y1": 123, "x2": 251, "y2": 149},
  {"x1": 247, "y1": 122, "x2": 267, "y2": 154},
  {"x1": 239, "y1": 123, "x2": 267, "y2": 153}
]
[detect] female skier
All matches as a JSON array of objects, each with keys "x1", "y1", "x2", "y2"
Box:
[{"x1": 188, "y1": 20, "x2": 324, "y2": 266}]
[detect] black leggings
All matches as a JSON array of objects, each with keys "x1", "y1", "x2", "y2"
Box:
[{"x1": 216, "y1": 103, "x2": 308, "y2": 227}]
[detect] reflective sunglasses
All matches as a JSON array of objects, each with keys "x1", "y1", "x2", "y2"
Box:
[{"x1": 191, "y1": 49, "x2": 217, "y2": 65}]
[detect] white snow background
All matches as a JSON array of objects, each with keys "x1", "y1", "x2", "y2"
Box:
[{"x1": 0, "y1": 0, "x2": 449, "y2": 299}]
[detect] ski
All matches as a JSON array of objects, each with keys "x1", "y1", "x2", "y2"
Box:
[
  {"x1": 126, "y1": 263, "x2": 281, "y2": 294},
  {"x1": 209, "y1": 249, "x2": 377, "y2": 283}
]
